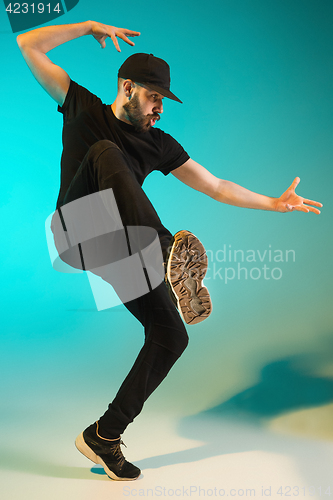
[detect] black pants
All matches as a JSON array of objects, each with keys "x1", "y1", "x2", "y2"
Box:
[{"x1": 54, "y1": 140, "x2": 189, "y2": 437}]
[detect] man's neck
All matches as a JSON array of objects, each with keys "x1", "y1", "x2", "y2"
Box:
[{"x1": 111, "y1": 100, "x2": 131, "y2": 125}]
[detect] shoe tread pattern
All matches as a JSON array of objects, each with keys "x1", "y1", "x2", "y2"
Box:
[{"x1": 167, "y1": 230, "x2": 212, "y2": 325}]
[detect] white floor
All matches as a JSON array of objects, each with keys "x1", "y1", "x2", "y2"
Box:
[{"x1": 1, "y1": 408, "x2": 333, "y2": 500}]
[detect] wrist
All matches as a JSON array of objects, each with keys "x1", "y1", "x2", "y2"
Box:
[
  {"x1": 270, "y1": 197, "x2": 279, "y2": 212},
  {"x1": 85, "y1": 20, "x2": 94, "y2": 35}
]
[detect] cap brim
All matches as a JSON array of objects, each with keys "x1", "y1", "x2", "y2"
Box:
[{"x1": 139, "y1": 82, "x2": 182, "y2": 103}]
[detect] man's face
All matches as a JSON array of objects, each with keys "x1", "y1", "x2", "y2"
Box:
[{"x1": 123, "y1": 84, "x2": 164, "y2": 133}]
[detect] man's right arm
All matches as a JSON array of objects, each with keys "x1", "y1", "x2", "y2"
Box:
[{"x1": 17, "y1": 21, "x2": 140, "y2": 106}]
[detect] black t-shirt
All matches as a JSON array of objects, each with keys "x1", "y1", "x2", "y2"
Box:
[{"x1": 56, "y1": 80, "x2": 189, "y2": 208}]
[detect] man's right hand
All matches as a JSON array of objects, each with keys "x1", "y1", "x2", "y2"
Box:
[{"x1": 90, "y1": 21, "x2": 140, "y2": 51}]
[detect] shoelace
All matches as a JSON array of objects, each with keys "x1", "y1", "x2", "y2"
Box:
[{"x1": 110, "y1": 439, "x2": 127, "y2": 468}]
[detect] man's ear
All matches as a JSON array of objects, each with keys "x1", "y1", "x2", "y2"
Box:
[{"x1": 123, "y1": 79, "x2": 134, "y2": 99}]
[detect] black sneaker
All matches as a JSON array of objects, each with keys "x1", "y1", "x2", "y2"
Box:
[
  {"x1": 165, "y1": 230, "x2": 212, "y2": 325},
  {"x1": 75, "y1": 422, "x2": 141, "y2": 481}
]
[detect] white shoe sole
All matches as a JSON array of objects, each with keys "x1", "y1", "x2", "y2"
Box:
[
  {"x1": 75, "y1": 432, "x2": 140, "y2": 481},
  {"x1": 166, "y1": 230, "x2": 212, "y2": 325}
]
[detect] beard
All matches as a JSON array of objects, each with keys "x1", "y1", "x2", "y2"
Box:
[{"x1": 123, "y1": 93, "x2": 160, "y2": 133}]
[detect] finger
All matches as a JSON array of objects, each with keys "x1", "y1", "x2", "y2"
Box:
[
  {"x1": 117, "y1": 32, "x2": 135, "y2": 46},
  {"x1": 292, "y1": 205, "x2": 309, "y2": 213},
  {"x1": 110, "y1": 33, "x2": 121, "y2": 52},
  {"x1": 121, "y1": 29, "x2": 141, "y2": 37},
  {"x1": 290, "y1": 176, "x2": 300, "y2": 191},
  {"x1": 99, "y1": 36, "x2": 106, "y2": 49},
  {"x1": 293, "y1": 205, "x2": 321, "y2": 214},
  {"x1": 303, "y1": 198, "x2": 323, "y2": 207},
  {"x1": 303, "y1": 204, "x2": 321, "y2": 214}
]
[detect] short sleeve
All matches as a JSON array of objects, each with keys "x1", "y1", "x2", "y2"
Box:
[
  {"x1": 57, "y1": 80, "x2": 100, "y2": 121},
  {"x1": 158, "y1": 132, "x2": 190, "y2": 176}
]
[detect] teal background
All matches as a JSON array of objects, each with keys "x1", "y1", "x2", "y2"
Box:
[{"x1": 1, "y1": 0, "x2": 333, "y2": 471}]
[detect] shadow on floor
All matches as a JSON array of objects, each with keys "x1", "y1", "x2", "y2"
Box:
[
  {"x1": 204, "y1": 354, "x2": 333, "y2": 420},
  {"x1": 135, "y1": 348, "x2": 333, "y2": 475}
]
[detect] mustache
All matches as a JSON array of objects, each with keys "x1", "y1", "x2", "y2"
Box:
[{"x1": 147, "y1": 113, "x2": 160, "y2": 121}]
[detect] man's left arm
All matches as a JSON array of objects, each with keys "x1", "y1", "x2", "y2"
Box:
[{"x1": 172, "y1": 159, "x2": 322, "y2": 214}]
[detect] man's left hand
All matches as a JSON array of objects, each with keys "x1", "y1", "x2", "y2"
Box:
[{"x1": 275, "y1": 177, "x2": 322, "y2": 214}]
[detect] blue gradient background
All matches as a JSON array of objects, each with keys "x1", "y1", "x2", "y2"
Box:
[{"x1": 1, "y1": 0, "x2": 333, "y2": 478}]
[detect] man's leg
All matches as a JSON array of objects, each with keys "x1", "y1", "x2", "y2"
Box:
[
  {"x1": 57, "y1": 140, "x2": 189, "y2": 479},
  {"x1": 98, "y1": 281, "x2": 188, "y2": 437},
  {"x1": 74, "y1": 279, "x2": 188, "y2": 481}
]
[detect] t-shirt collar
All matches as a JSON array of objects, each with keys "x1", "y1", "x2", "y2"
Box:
[{"x1": 108, "y1": 105, "x2": 148, "y2": 135}]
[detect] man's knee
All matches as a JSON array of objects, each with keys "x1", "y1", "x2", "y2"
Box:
[
  {"x1": 148, "y1": 328, "x2": 188, "y2": 377},
  {"x1": 174, "y1": 328, "x2": 189, "y2": 357},
  {"x1": 153, "y1": 318, "x2": 189, "y2": 358}
]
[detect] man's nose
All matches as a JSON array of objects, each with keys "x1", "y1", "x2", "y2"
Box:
[{"x1": 154, "y1": 99, "x2": 163, "y2": 114}]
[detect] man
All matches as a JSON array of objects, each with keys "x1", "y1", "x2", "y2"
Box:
[{"x1": 17, "y1": 20, "x2": 322, "y2": 482}]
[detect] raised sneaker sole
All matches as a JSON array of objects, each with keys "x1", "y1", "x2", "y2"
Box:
[
  {"x1": 166, "y1": 230, "x2": 212, "y2": 325},
  {"x1": 75, "y1": 432, "x2": 140, "y2": 481}
]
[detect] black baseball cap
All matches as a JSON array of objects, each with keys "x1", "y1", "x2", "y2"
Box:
[{"x1": 118, "y1": 53, "x2": 182, "y2": 104}]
